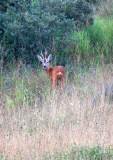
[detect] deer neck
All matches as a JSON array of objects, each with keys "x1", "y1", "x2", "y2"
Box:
[{"x1": 44, "y1": 64, "x2": 51, "y2": 75}]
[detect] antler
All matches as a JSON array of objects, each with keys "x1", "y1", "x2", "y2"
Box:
[
  {"x1": 41, "y1": 51, "x2": 44, "y2": 59},
  {"x1": 45, "y1": 49, "x2": 47, "y2": 58}
]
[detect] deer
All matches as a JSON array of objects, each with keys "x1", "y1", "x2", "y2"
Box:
[{"x1": 37, "y1": 50, "x2": 65, "y2": 92}]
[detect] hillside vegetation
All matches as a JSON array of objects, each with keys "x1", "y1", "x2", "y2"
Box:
[{"x1": 0, "y1": 0, "x2": 113, "y2": 159}]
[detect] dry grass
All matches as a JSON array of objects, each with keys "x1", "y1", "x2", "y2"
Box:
[
  {"x1": 0, "y1": 63, "x2": 113, "y2": 159},
  {"x1": 93, "y1": 0, "x2": 113, "y2": 17}
]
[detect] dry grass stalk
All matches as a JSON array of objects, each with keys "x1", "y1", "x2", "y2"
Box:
[{"x1": 0, "y1": 64, "x2": 113, "y2": 159}]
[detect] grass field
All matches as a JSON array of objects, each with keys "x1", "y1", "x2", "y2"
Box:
[
  {"x1": 0, "y1": 0, "x2": 113, "y2": 159},
  {"x1": 0, "y1": 62, "x2": 113, "y2": 159}
]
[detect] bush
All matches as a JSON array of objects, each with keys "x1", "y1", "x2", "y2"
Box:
[
  {"x1": 0, "y1": 0, "x2": 93, "y2": 64},
  {"x1": 86, "y1": 0, "x2": 101, "y2": 4}
]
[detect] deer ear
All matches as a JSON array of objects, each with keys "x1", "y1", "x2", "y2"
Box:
[
  {"x1": 48, "y1": 54, "x2": 52, "y2": 62},
  {"x1": 38, "y1": 55, "x2": 43, "y2": 62}
]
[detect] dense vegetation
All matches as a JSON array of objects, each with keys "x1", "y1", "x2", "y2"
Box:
[
  {"x1": 0, "y1": 0, "x2": 94, "y2": 64},
  {"x1": 0, "y1": 0, "x2": 113, "y2": 159},
  {"x1": 0, "y1": 0, "x2": 113, "y2": 66}
]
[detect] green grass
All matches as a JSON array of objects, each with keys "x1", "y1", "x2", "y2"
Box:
[
  {"x1": 44, "y1": 145, "x2": 113, "y2": 160},
  {"x1": 72, "y1": 16, "x2": 113, "y2": 64}
]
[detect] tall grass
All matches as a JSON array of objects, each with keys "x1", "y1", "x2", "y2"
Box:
[
  {"x1": 95, "y1": 0, "x2": 113, "y2": 18},
  {"x1": 73, "y1": 16, "x2": 113, "y2": 64},
  {"x1": 0, "y1": 62, "x2": 113, "y2": 159}
]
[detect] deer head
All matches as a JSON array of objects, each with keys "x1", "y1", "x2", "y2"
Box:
[{"x1": 38, "y1": 50, "x2": 52, "y2": 69}]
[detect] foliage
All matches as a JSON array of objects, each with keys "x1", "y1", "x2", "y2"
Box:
[
  {"x1": 0, "y1": 0, "x2": 93, "y2": 64},
  {"x1": 44, "y1": 145, "x2": 113, "y2": 160},
  {"x1": 65, "y1": 0, "x2": 94, "y2": 28},
  {"x1": 97, "y1": 0, "x2": 113, "y2": 18},
  {"x1": 86, "y1": 0, "x2": 101, "y2": 4},
  {"x1": 69, "y1": 16, "x2": 113, "y2": 64}
]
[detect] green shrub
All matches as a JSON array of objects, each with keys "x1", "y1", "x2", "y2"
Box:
[
  {"x1": 70, "y1": 16, "x2": 113, "y2": 64},
  {"x1": 0, "y1": 0, "x2": 93, "y2": 64}
]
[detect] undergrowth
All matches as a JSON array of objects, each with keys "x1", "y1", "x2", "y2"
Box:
[
  {"x1": 0, "y1": 62, "x2": 113, "y2": 159},
  {"x1": 72, "y1": 16, "x2": 113, "y2": 64}
]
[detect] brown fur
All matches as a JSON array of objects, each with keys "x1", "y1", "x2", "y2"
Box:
[{"x1": 44, "y1": 65, "x2": 65, "y2": 91}]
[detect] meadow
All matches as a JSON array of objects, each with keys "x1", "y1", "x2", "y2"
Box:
[
  {"x1": 0, "y1": 0, "x2": 113, "y2": 159},
  {"x1": 0, "y1": 61, "x2": 113, "y2": 159}
]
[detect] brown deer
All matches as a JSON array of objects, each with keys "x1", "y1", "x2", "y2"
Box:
[{"x1": 38, "y1": 50, "x2": 65, "y2": 91}]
